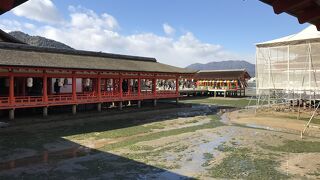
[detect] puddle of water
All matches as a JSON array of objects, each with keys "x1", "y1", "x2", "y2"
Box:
[
  {"x1": 140, "y1": 171, "x2": 190, "y2": 180},
  {"x1": 246, "y1": 124, "x2": 275, "y2": 131},
  {"x1": 220, "y1": 113, "x2": 229, "y2": 124},
  {"x1": 175, "y1": 126, "x2": 242, "y2": 177}
]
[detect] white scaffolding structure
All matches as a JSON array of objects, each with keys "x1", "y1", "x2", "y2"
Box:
[
  {"x1": 256, "y1": 25, "x2": 320, "y2": 103},
  {"x1": 256, "y1": 25, "x2": 320, "y2": 137}
]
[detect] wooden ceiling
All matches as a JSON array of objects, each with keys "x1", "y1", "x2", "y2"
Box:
[
  {"x1": 0, "y1": 0, "x2": 28, "y2": 15},
  {"x1": 261, "y1": 0, "x2": 320, "y2": 30}
]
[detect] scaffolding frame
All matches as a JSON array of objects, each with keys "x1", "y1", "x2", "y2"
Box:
[{"x1": 256, "y1": 40, "x2": 320, "y2": 137}]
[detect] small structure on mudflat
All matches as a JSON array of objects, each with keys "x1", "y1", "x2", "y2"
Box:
[
  {"x1": 0, "y1": 30, "x2": 195, "y2": 120},
  {"x1": 180, "y1": 69, "x2": 251, "y2": 97}
]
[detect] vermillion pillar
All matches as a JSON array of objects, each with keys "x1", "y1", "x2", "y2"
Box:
[
  {"x1": 9, "y1": 74, "x2": 14, "y2": 120},
  {"x1": 97, "y1": 75, "x2": 102, "y2": 112},
  {"x1": 72, "y1": 73, "x2": 77, "y2": 115},
  {"x1": 152, "y1": 78, "x2": 157, "y2": 107},
  {"x1": 138, "y1": 77, "x2": 142, "y2": 108},
  {"x1": 119, "y1": 77, "x2": 123, "y2": 110},
  {"x1": 176, "y1": 77, "x2": 179, "y2": 105},
  {"x1": 72, "y1": 74, "x2": 77, "y2": 102},
  {"x1": 43, "y1": 73, "x2": 48, "y2": 117},
  {"x1": 43, "y1": 73, "x2": 48, "y2": 103}
]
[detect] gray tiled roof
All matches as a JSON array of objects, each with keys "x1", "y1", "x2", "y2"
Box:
[
  {"x1": 0, "y1": 42, "x2": 196, "y2": 74},
  {"x1": 195, "y1": 69, "x2": 251, "y2": 80}
]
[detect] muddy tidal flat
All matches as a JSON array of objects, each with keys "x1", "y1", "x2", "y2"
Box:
[{"x1": 1, "y1": 98, "x2": 320, "y2": 179}]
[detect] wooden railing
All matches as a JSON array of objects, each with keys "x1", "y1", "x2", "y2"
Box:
[
  {"x1": 77, "y1": 93, "x2": 98, "y2": 102},
  {"x1": 48, "y1": 94, "x2": 73, "y2": 103},
  {"x1": 15, "y1": 96, "x2": 43, "y2": 104},
  {"x1": 0, "y1": 97, "x2": 9, "y2": 106},
  {"x1": 123, "y1": 92, "x2": 138, "y2": 99},
  {"x1": 156, "y1": 91, "x2": 177, "y2": 98},
  {"x1": 101, "y1": 92, "x2": 120, "y2": 101},
  {"x1": 141, "y1": 91, "x2": 153, "y2": 97},
  {"x1": 0, "y1": 90, "x2": 179, "y2": 109}
]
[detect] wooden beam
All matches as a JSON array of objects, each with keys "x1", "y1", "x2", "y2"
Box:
[
  {"x1": 298, "y1": 7, "x2": 320, "y2": 24},
  {"x1": 272, "y1": 0, "x2": 313, "y2": 14},
  {"x1": 0, "y1": 0, "x2": 14, "y2": 11}
]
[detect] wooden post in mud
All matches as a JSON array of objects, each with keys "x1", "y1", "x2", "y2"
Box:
[
  {"x1": 9, "y1": 109, "x2": 14, "y2": 120},
  {"x1": 119, "y1": 101, "x2": 123, "y2": 110},
  {"x1": 43, "y1": 107, "x2": 48, "y2": 117},
  {"x1": 297, "y1": 100, "x2": 301, "y2": 120},
  {"x1": 72, "y1": 105, "x2": 77, "y2": 115},
  {"x1": 97, "y1": 103, "x2": 102, "y2": 112},
  {"x1": 43, "y1": 151, "x2": 48, "y2": 163},
  {"x1": 72, "y1": 148, "x2": 78, "y2": 158},
  {"x1": 268, "y1": 90, "x2": 271, "y2": 107},
  {"x1": 138, "y1": 100, "x2": 141, "y2": 108},
  {"x1": 9, "y1": 161, "x2": 15, "y2": 169}
]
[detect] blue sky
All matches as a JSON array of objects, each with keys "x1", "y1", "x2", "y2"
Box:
[{"x1": 0, "y1": 0, "x2": 309, "y2": 67}]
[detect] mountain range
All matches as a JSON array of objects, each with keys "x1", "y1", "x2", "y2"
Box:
[
  {"x1": 186, "y1": 60, "x2": 255, "y2": 77},
  {"x1": 9, "y1": 31, "x2": 73, "y2": 50}
]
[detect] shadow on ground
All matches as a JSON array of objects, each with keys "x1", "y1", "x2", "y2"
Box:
[{"x1": 0, "y1": 101, "x2": 215, "y2": 179}]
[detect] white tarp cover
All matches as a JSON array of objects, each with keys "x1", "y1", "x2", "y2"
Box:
[
  {"x1": 256, "y1": 25, "x2": 320, "y2": 98},
  {"x1": 257, "y1": 25, "x2": 320, "y2": 47}
]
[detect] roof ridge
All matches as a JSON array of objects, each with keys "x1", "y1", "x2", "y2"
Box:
[
  {"x1": 199, "y1": 69, "x2": 246, "y2": 72},
  {"x1": 0, "y1": 42, "x2": 157, "y2": 63}
]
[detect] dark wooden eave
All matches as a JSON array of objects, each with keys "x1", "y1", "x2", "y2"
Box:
[
  {"x1": 0, "y1": 0, "x2": 29, "y2": 15},
  {"x1": 260, "y1": 0, "x2": 320, "y2": 31}
]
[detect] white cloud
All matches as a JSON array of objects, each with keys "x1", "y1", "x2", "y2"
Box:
[
  {"x1": 163, "y1": 23, "x2": 175, "y2": 36},
  {"x1": 68, "y1": 6, "x2": 119, "y2": 30},
  {"x1": 0, "y1": 20, "x2": 36, "y2": 32},
  {"x1": 12, "y1": 0, "x2": 63, "y2": 24},
  {"x1": 3, "y1": 5, "x2": 252, "y2": 67}
]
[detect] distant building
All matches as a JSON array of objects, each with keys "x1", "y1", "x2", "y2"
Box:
[{"x1": 180, "y1": 69, "x2": 251, "y2": 97}]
